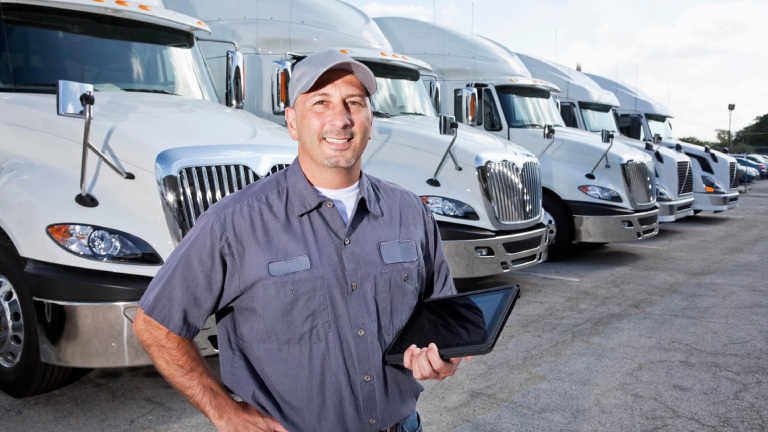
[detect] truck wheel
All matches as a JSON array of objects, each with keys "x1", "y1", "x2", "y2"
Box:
[
  {"x1": 0, "y1": 244, "x2": 89, "y2": 398},
  {"x1": 543, "y1": 195, "x2": 575, "y2": 261}
]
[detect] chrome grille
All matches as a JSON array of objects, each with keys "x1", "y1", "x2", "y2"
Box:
[
  {"x1": 729, "y1": 162, "x2": 739, "y2": 189},
  {"x1": 163, "y1": 163, "x2": 289, "y2": 241},
  {"x1": 622, "y1": 161, "x2": 654, "y2": 206},
  {"x1": 479, "y1": 161, "x2": 542, "y2": 223},
  {"x1": 677, "y1": 161, "x2": 693, "y2": 195}
]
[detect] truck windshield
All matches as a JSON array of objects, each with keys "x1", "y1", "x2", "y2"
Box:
[
  {"x1": 0, "y1": 5, "x2": 217, "y2": 100},
  {"x1": 363, "y1": 61, "x2": 436, "y2": 117},
  {"x1": 646, "y1": 114, "x2": 674, "y2": 139},
  {"x1": 579, "y1": 102, "x2": 619, "y2": 133},
  {"x1": 496, "y1": 85, "x2": 563, "y2": 128}
]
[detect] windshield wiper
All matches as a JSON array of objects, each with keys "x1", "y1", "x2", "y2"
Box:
[
  {"x1": 397, "y1": 111, "x2": 426, "y2": 116},
  {"x1": 123, "y1": 88, "x2": 179, "y2": 96},
  {"x1": 511, "y1": 123, "x2": 543, "y2": 129},
  {"x1": 373, "y1": 110, "x2": 391, "y2": 118}
]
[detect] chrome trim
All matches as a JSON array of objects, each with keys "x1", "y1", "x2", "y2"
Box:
[
  {"x1": 622, "y1": 161, "x2": 655, "y2": 207},
  {"x1": 657, "y1": 196, "x2": 695, "y2": 223},
  {"x1": 479, "y1": 161, "x2": 542, "y2": 224},
  {"x1": 441, "y1": 226, "x2": 548, "y2": 278},
  {"x1": 692, "y1": 191, "x2": 740, "y2": 212},
  {"x1": 156, "y1": 145, "x2": 294, "y2": 244},
  {"x1": 574, "y1": 208, "x2": 659, "y2": 243},
  {"x1": 677, "y1": 161, "x2": 694, "y2": 195},
  {"x1": 729, "y1": 162, "x2": 740, "y2": 190},
  {"x1": 33, "y1": 299, "x2": 217, "y2": 368}
]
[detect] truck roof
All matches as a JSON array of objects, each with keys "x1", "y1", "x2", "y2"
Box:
[
  {"x1": 2, "y1": 0, "x2": 210, "y2": 33},
  {"x1": 165, "y1": 0, "x2": 391, "y2": 54},
  {"x1": 585, "y1": 72, "x2": 671, "y2": 117},
  {"x1": 374, "y1": 17, "x2": 559, "y2": 92},
  {"x1": 515, "y1": 53, "x2": 620, "y2": 107}
]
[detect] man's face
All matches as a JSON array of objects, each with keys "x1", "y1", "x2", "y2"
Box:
[{"x1": 286, "y1": 69, "x2": 373, "y2": 179}]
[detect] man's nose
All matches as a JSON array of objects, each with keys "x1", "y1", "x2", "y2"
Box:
[{"x1": 328, "y1": 102, "x2": 353, "y2": 128}]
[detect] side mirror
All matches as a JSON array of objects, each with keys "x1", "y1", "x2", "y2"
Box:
[
  {"x1": 429, "y1": 81, "x2": 441, "y2": 115},
  {"x1": 57, "y1": 80, "x2": 94, "y2": 118},
  {"x1": 653, "y1": 133, "x2": 662, "y2": 145},
  {"x1": 601, "y1": 129, "x2": 614, "y2": 144},
  {"x1": 722, "y1": 147, "x2": 730, "y2": 154},
  {"x1": 543, "y1": 124, "x2": 555, "y2": 140},
  {"x1": 645, "y1": 142, "x2": 654, "y2": 151},
  {"x1": 454, "y1": 87, "x2": 479, "y2": 126},
  {"x1": 272, "y1": 59, "x2": 293, "y2": 114},
  {"x1": 675, "y1": 143, "x2": 683, "y2": 152},
  {"x1": 439, "y1": 115, "x2": 458, "y2": 135},
  {"x1": 704, "y1": 145, "x2": 711, "y2": 153},
  {"x1": 226, "y1": 50, "x2": 245, "y2": 109}
]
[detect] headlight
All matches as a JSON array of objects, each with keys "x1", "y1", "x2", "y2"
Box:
[
  {"x1": 701, "y1": 175, "x2": 726, "y2": 193},
  {"x1": 47, "y1": 224, "x2": 163, "y2": 265},
  {"x1": 656, "y1": 183, "x2": 671, "y2": 202},
  {"x1": 420, "y1": 196, "x2": 479, "y2": 220},
  {"x1": 577, "y1": 185, "x2": 622, "y2": 203}
]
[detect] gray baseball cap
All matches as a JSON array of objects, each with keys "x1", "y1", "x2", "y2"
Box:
[{"x1": 289, "y1": 49, "x2": 377, "y2": 107}]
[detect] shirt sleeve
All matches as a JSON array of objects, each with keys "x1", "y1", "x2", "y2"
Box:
[
  {"x1": 138, "y1": 211, "x2": 236, "y2": 339},
  {"x1": 421, "y1": 200, "x2": 456, "y2": 299}
]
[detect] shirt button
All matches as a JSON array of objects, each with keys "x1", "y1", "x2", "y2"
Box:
[
  {"x1": 369, "y1": 418, "x2": 377, "y2": 425},
  {"x1": 351, "y1": 282, "x2": 358, "y2": 290},
  {"x1": 364, "y1": 374, "x2": 372, "y2": 382},
  {"x1": 357, "y1": 328, "x2": 365, "y2": 336},
  {"x1": 343, "y1": 237, "x2": 350, "y2": 245},
  {"x1": 326, "y1": 201, "x2": 334, "y2": 208},
  {"x1": 403, "y1": 274, "x2": 409, "y2": 282}
]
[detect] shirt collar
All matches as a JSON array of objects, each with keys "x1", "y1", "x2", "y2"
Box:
[{"x1": 288, "y1": 158, "x2": 383, "y2": 218}]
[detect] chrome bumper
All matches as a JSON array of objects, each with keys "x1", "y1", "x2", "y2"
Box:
[
  {"x1": 441, "y1": 225, "x2": 548, "y2": 278},
  {"x1": 574, "y1": 208, "x2": 659, "y2": 243},
  {"x1": 692, "y1": 191, "x2": 739, "y2": 212},
  {"x1": 658, "y1": 196, "x2": 695, "y2": 223},
  {"x1": 33, "y1": 298, "x2": 218, "y2": 368}
]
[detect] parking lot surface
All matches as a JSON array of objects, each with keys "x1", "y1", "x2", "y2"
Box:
[{"x1": 2, "y1": 181, "x2": 767, "y2": 431}]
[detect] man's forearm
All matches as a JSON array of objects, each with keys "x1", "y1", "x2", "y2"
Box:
[{"x1": 133, "y1": 307, "x2": 236, "y2": 423}]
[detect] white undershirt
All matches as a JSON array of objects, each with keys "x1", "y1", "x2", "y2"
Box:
[{"x1": 315, "y1": 181, "x2": 360, "y2": 226}]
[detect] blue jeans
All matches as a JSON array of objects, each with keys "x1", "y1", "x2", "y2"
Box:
[{"x1": 397, "y1": 410, "x2": 422, "y2": 432}]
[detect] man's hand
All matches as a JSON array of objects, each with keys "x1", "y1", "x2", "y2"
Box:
[
  {"x1": 402, "y1": 343, "x2": 470, "y2": 381},
  {"x1": 211, "y1": 401, "x2": 288, "y2": 432}
]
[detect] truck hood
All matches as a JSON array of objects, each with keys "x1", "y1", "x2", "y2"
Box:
[
  {"x1": 367, "y1": 115, "x2": 536, "y2": 167},
  {"x1": 552, "y1": 126, "x2": 650, "y2": 164},
  {"x1": 2, "y1": 92, "x2": 297, "y2": 173}
]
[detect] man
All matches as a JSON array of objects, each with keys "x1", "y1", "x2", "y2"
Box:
[{"x1": 133, "y1": 49, "x2": 463, "y2": 432}]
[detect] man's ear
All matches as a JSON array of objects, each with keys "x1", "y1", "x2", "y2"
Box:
[{"x1": 285, "y1": 107, "x2": 299, "y2": 141}]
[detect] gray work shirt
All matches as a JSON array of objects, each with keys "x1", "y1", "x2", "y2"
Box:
[{"x1": 139, "y1": 159, "x2": 455, "y2": 431}]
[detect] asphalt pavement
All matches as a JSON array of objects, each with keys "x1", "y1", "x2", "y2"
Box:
[{"x1": 2, "y1": 180, "x2": 767, "y2": 431}]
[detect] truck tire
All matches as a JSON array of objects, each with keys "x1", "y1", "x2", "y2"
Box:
[
  {"x1": 543, "y1": 194, "x2": 575, "y2": 261},
  {"x1": 0, "y1": 243, "x2": 90, "y2": 398}
]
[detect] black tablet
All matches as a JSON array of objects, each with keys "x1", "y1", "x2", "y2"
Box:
[{"x1": 383, "y1": 284, "x2": 520, "y2": 364}]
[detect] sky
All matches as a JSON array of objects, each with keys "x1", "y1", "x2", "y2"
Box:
[{"x1": 343, "y1": 0, "x2": 767, "y2": 142}]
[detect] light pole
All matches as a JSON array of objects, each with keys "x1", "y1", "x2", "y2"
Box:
[{"x1": 728, "y1": 103, "x2": 735, "y2": 148}]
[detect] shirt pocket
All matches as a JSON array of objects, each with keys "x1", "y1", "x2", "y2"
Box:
[
  {"x1": 237, "y1": 275, "x2": 331, "y2": 346},
  {"x1": 375, "y1": 261, "x2": 421, "y2": 348}
]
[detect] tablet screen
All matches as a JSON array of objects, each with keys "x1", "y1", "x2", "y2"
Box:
[{"x1": 383, "y1": 284, "x2": 519, "y2": 364}]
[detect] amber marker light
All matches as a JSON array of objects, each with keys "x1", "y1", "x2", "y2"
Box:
[
  {"x1": 340, "y1": 49, "x2": 350, "y2": 54},
  {"x1": 115, "y1": 0, "x2": 129, "y2": 6},
  {"x1": 139, "y1": 4, "x2": 151, "y2": 10},
  {"x1": 380, "y1": 52, "x2": 388, "y2": 56}
]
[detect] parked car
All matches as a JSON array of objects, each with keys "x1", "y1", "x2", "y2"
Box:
[
  {"x1": 733, "y1": 154, "x2": 767, "y2": 178},
  {"x1": 736, "y1": 164, "x2": 759, "y2": 183}
]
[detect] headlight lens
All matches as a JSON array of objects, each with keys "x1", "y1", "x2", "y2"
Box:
[
  {"x1": 577, "y1": 185, "x2": 623, "y2": 203},
  {"x1": 701, "y1": 175, "x2": 726, "y2": 193},
  {"x1": 420, "y1": 196, "x2": 479, "y2": 220},
  {"x1": 47, "y1": 224, "x2": 163, "y2": 265},
  {"x1": 656, "y1": 183, "x2": 671, "y2": 201}
]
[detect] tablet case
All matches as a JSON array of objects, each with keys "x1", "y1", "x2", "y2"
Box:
[{"x1": 383, "y1": 284, "x2": 520, "y2": 364}]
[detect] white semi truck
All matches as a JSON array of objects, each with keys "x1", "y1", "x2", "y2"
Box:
[
  {"x1": 0, "y1": 0, "x2": 298, "y2": 397},
  {"x1": 516, "y1": 53, "x2": 695, "y2": 222},
  {"x1": 586, "y1": 73, "x2": 740, "y2": 213},
  {"x1": 375, "y1": 17, "x2": 659, "y2": 259},
  {"x1": 165, "y1": 0, "x2": 549, "y2": 278}
]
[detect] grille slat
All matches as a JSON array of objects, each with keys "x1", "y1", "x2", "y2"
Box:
[
  {"x1": 729, "y1": 162, "x2": 739, "y2": 189},
  {"x1": 677, "y1": 161, "x2": 693, "y2": 195},
  {"x1": 165, "y1": 164, "x2": 289, "y2": 239},
  {"x1": 481, "y1": 161, "x2": 542, "y2": 223},
  {"x1": 623, "y1": 161, "x2": 654, "y2": 206}
]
